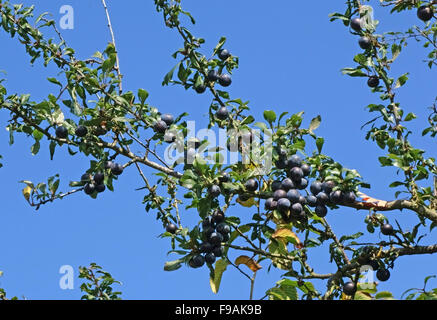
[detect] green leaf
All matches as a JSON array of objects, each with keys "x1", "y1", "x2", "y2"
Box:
[
  {"x1": 138, "y1": 89, "x2": 149, "y2": 104},
  {"x1": 209, "y1": 259, "x2": 229, "y2": 294},
  {"x1": 309, "y1": 115, "x2": 321, "y2": 133},
  {"x1": 404, "y1": 112, "x2": 416, "y2": 122},
  {"x1": 375, "y1": 291, "x2": 393, "y2": 300},
  {"x1": 31, "y1": 141, "x2": 40, "y2": 155},
  {"x1": 47, "y1": 77, "x2": 62, "y2": 87},
  {"x1": 263, "y1": 110, "x2": 276, "y2": 123},
  {"x1": 102, "y1": 54, "x2": 116, "y2": 73},
  {"x1": 395, "y1": 73, "x2": 409, "y2": 89},
  {"x1": 316, "y1": 137, "x2": 324, "y2": 154},
  {"x1": 164, "y1": 259, "x2": 183, "y2": 271},
  {"x1": 162, "y1": 62, "x2": 181, "y2": 86}
]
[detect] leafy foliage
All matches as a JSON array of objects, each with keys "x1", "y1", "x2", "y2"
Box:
[{"x1": 0, "y1": 0, "x2": 436, "y2": 299}]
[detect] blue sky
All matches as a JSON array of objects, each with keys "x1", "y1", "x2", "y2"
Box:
[{"x1": 0, "y1": 0, "x2": 436, "y2": 299}]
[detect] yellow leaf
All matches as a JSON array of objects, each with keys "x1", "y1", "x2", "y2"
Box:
[
  {"x1": 22, "y1": 186, "x2": 32, "y2": 202},
  {"x1": 236, "y1": 196, "x2": 256, "y2": 208},
  {"x1": 235, "y1": 255, "x2": 262, "y2": 272},
  {"x1": 209, "y1": 259, "x2": 229, "y2": 294},
  {"x1": 272, "y1": 228, "x2": 302, "y2": 248},
  {"x1": 354, "y1": 290, "x2": 373, "y2": 300}
]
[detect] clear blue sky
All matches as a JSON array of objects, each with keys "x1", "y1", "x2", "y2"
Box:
[{"x1": 0, "y1": 0, "x2": 436, "y2": 299}]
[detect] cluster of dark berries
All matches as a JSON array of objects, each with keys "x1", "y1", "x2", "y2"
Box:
[
  {"x1": 265, "y1": 154, "x2": 356, "y2": 221},
  {"x1": 105, "y1": 160, "x2": 124, "y2": 176},
  {"x1": 82, "y1": 172, "x2": 106, "y2": 196},
  {"x1": 308, "y1": 180, "x2": 356, "y2": 217},
  {"x1": 153, "y1": 113, "x2": 175, "y2": 135},
  {"x1": 195, "y1": 48, "x2": 233, "y2": 94},
  {"x1": 189, "y1": 210, "x2": 229, "y2": 268},
  {"x1": 359, "y1": 255, "x2": 390, "y2": 281},
  {"x1": 343, "y1": 265, "x2": 391, "y2": 296},
  {"x1": 56, "y1": 124, "x2": 109, "y2": 140},
  {"x1": 265, "y1": 154, "x2": 312, "y2": 221}
]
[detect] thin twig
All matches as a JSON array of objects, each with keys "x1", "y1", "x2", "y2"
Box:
[{"x1": 101, "y1": 0, "x2": 123, "y2": 94}]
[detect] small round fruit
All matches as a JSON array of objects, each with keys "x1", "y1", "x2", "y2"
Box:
[
  {"x1": 161, "y1": 113, "x2": 174, "y2": 126},
  {"x1": 222, "y1": 232, "x2": 230, "y2": 242},
  {"x1": 216, "y1": 223, "x2": 231, "y2": 235},
  {"x1": 190, "y1": 254, "x2": 205, "y2": 268},
  {"x1": 281, "y1": 178, "x2": 295, "y2": 191},
  {"x1": 276, "y1": 158, "x2": 287, "y2": 169},
  {"x1": 84, "y1": 183, "x2": 95, "y2": 195},
  {"x1": 199, "y1": 242, "x2": 214, "y2": 253},
  {"x1": 209, "y1": 232, "x2": 224, "y2": 245},
  {"x1": 153, "y1": 120, "x2": 168, "y2": 134},
  {"x1": 287, "y1": 155, "x2": 302, "y2": 168},
  {"x1": 81, "y1": 173, "x2": 91, "y2": 183},
  {"x1": 95, "y1": 127, "x2": 107, "y2": 136},
  {"x1": 273, "y1": 189, "x2": 287, "y2": 200},
  {"x1": 213, "y1": 246, "x2": 224, "y2": 257},
  {"x1": 111, "y1": 163, "x2": 124, "y2": 176},
  {"x1": 277, "y1": 148, "x2": 287, "y2": 158},
  {"x1": 95, "y1": 184, "x2": 106, "y2": 193},
  {"x1": 194, "y1": 84, "x2": 207, "y2": 94},
  {"x1": 208, "y1": 185, "x2": 221, "y2": 198},
  {"x1": 166, "y1": 223, "x2": 178, "y2": 234},
  {"x1": 381, "y1": 223, "x2": 394, "y2": 236},
  {"x1": 343, "y1": 191, "x2": 356, "y2": 203},
  {"x1": 310, "y1": 181, "x2": 323, "y2": 195},
  {"x1": 298, "y1": 196, "x2": 307, "y2": 205},
  {"x1": 218, "y1": 48, "x2": 231, "y2": 60},
  {"x1": 376, "y1": 269, "x2": 390, "y2": 282},
  {"x1": 55, "y1": 126, "x2": 68, "y2": 139},
  {"x1": 316, "y1": 192, "x2": 329, "y2": 205},
  {"x1": 290, "y1": 167, "x2": 304, "y2": 182},
  {"x1": 315, "y1": 205, "x2": 328, "y2": 218},
  {"x1": 306, "y1": 195, "x2": 318, "y2": 207},
  {"x1": 368, "y1": 260, "x2": 380, "y2": 271},
  {"x1": 205, "y1": 252, "x2": 216, "y2": 264},
  {"x1": 207, "y1": 70, "x2": 220, "y2": 81},
  {"x1": 295, "y1": 178, "x2": 308, "y2": 190},
  {"x1": 185, "y1": 148, "x2": 197, "y2": 164},
  {"x1": 203, "y1": 227, "x2": 215, "y2": 238},
  {"x1": 271, "y1": 180, "x2": 282, "y2": 192},
  {"x1": 417, "y1": 5, "x2": 434, "y2": 22},
  {"x1": 277, "y1": 198, "x2": 291, "y2": 213},
  {"x1": 219, "y1": 172, "x2": 230, "y2": 183},
  {"x1": 105, "y1": 161, "x2": 114, "y2": 170},
  {"x1": 359, "y1": 36, "x2": 372, "y2": 50},
  {"x1": 329, "y1": 190, "x2": 343, "y2": 204},
  {"x1": 301, "y1": 163, "x2": 311, "y2": 176},
  {"x1": 367, "y1": 76, "x2": 380, "y2": 88},
  {"x1": 212, "y1": 210, "x2": 225, "y2": 224},
  {"x1": 245, "y1": 179, "x2": 259, "y2": 192},
  {"x1": 350, "y1": 17, "x2": 362, "y2": 32},
  {"x1": 343, "y1": 282, "x2": 356, "y2": 296},
  {"x1": 322, "y1": 181, "x2": 335, "y2": 194},
  {"x1": 94, "y1": 173, "x2": 104, "y2": 185},
  {"x1": 218, "y1": 74, "x2": 232, "y2": 87},
  {"x1": 75, "y1": 125, "x2": 88, "y2": 137},
  {"x1": 290, "y1": 203, "x2": 303, "y2": 214},
  {"x1": 286, "y1": 189, "x2": 300, "y2": 203},
  {"x1": 202, "y1": 216, "x2": 213, "y2": 229},
  {"x1": 216, "y1": 107, "x2": 229, "y2": 120},
  {"x1": 265, "y1": 198, "x2": 277, "y2": 211}
]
